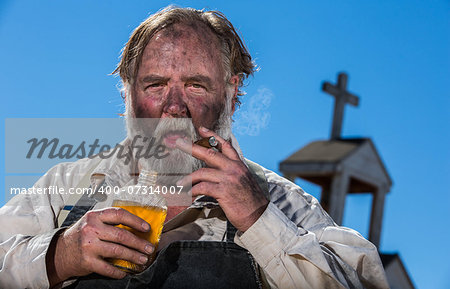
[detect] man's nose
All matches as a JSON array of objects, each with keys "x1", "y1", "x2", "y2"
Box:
[{"x1": 162, "y1": 87, "x2": 188, "y2": 118}]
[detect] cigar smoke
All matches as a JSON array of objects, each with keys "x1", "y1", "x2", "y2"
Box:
[{"x1": 234, "y1": 87, "x2": 273, "y2": 136}]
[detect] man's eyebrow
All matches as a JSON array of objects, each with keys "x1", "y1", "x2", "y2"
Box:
[
  {"x1": 182, "y1": 75, "x2": 213, "y2": 87},
  {"x1": 141, "y1": 75, "x2": 169, "y2": 83}
]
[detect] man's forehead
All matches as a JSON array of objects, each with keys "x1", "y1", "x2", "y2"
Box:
[
  {"x1": 138, "y1": 22, "x2": 224, "y2": 78},
  {"x1": 151, "y1": 22, "x2": 220, "y2": 49}
]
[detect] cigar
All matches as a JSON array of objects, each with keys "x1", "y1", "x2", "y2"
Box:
[{"x1": 194, "y1": 136, "x2": 219, "y2": 150}]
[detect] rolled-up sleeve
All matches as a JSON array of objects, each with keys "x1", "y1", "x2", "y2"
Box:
[
  {"x1": 0, "y1": 161, "x2": 81, "y2": 288},
  {"x1": 0, "y1": 228, "x2": 61, "y2": 288}
]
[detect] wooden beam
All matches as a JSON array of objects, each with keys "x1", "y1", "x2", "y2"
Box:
[
  {"x1": 279, "y1": 162, "x2": 337, "y2": 175},
  {"x1": 327, "y1": 171, "x2": 349, "y2": 225},
  {"x1": 369, "y1": 186, "x2": 387, "y2": 248}
]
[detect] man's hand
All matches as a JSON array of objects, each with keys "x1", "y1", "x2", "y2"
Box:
[
  {"x1": 47, "y1": 207, "x2": 155, "y2": 286},
  {"x1": 176, "y1": 127, "x2": 269, "y2": 233}
]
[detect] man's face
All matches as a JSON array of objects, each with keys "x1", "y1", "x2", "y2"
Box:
[{"x1": 131, "y1": 23, "x2": 228, "y2": 140}]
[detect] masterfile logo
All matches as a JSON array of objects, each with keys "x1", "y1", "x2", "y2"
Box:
[{"x1": 5, "y1": 118, "x2": 126, "y2": 174}]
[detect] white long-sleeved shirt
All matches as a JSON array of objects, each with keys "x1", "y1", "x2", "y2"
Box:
[{"x1": 0, "y1": 137, "x2": 389, "y2": 289}]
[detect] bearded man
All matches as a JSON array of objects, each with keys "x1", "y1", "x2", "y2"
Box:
[{"x1": 0, "y1": 6, "x2": 389, "y2": 289}]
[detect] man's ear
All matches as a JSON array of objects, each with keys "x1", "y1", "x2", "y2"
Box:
[{"x1": 229, "y1": 75, "x2": 240, "y2": 115}]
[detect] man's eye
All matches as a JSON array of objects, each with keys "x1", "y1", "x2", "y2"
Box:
[
  {"x1": 147, "y1": 83, "x2": 163, "y2": 89},
  {"x1": 189, "y1": 83, "x2": 205, "y2": 90}
]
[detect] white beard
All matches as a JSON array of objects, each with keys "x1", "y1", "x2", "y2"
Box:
[{"x1": 124, "y1": 87, "x2": 234, "y2": 185}]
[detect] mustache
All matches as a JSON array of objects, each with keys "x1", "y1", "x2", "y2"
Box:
[{"x1": 153, "y1": 118, "x2": 199, "y2": 143}]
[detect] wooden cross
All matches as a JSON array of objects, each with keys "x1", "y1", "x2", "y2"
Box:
[{"x1": 322, "y1": 72, "x2": 359, "y2": 140}]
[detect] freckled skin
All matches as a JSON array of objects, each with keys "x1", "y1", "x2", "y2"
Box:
[
  {"x1": 131, "y1": 23, "x2": 268, "y2": 234},
  {"x1": 47, "y1": 21, "x2": 268, "y2": 287},
  {"x1": 132, "y1": 23, "x2": 226, "y2": 131}
]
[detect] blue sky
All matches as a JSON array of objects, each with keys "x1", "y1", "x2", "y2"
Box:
[{"x1": 1, "y1": 1, "x2": 449, "y2": 288}]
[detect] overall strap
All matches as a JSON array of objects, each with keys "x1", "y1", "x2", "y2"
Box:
[
  {"x1": 58, "y1": 159, "x2": 104, "y2": 227},
  {"x1": 226, "y1": 220, "x2": 238, "y2": 242},
  {"x1": 60, "y1": 180, "x2": 106, "y2": 227}
]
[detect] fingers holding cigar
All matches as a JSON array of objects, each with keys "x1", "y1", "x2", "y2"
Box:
[
  {"x1": 175, "y1": 126, "x2": 240, "y2": 165},
  {"x1": 194, "y1": 136, "x2": 220, "y2": 151},
  {"x1": 195, "y1": 127, "x2": 241, "y2": 162}
]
